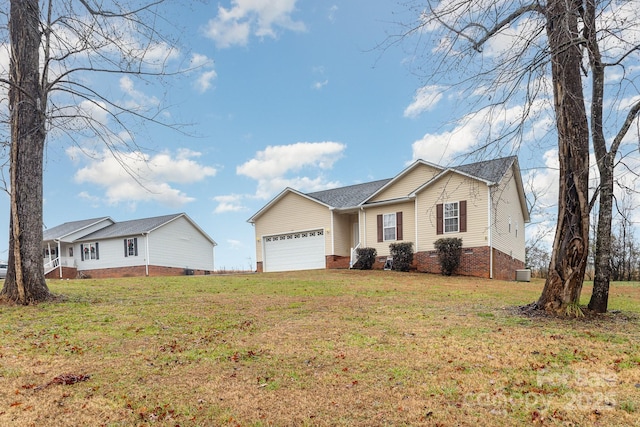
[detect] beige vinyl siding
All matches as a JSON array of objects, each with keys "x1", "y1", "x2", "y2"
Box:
[
  {"x1": 332, "y1": 212, "x2": 357, "y2": 256},
  {"x1": 416, "y1": 172, "x2": 489, "y2": 251},
  {"x1": 362, "y1": 201, "x2": 415, "y2": 257},
  {"x1": 489, "y1": 167, "x2": 526, "y2": 262},
  {"x1": 369, "y1": 163, "x2": 440, "y2": 202},
  {"x1": 254, "y1": 192, "x2": 331, "y2": 263}
]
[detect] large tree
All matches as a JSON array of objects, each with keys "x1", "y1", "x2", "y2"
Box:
[
  {"x1": 585, "y1": 0, "x2": 640, "y2": 312},
  {"x1": 4, "y1": 0, "x2": 50, "y2": 303},
  {"x1": 1, "y1": 0, "x2": 186, "y2": 304},
  {"x1": 394, "y1": 0, "x2": 640, "y2": 314}
]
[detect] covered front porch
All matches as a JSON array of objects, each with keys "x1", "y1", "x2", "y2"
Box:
[
  {"x1": 43, "y1": 240, "x2": 77, "y2": 279},
  {"x1": 329, "y1": 210, "x2": 361, "y2": 269}
]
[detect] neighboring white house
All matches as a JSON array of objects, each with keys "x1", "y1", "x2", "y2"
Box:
[{"x1": 42, "y1": 213, "x2": 216, "y2": 279}]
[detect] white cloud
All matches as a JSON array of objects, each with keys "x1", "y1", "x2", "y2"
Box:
[
  {"x1": 190, "y1": 53, "x2": 217, "y2": 93},
  {"x1": 411, "y1": 101, "x2": 542, "y2": 164},
  {"x1": 411, "y1": 110, "x2": 491, "y2": 164},
  {"x1": 237, "y1": 141, "x2": 345, "y2": 198},
  {"x1": 68, "y1": 147, "x2": 217, "y2": 208},
  {"x1": 404, "y1": 85, "x2": 444, "y2": 118},
  {"x1": 312, "y1": 79, "x2": 328, "y2": 90},
  {"x1": 119, "y1": 76, "x2": 161, "y2": 111},
  {"x1": 213, "y1": 194, "x2": 246, "y2": 213},
  {"x1": 196, "y1": 70, "x2": 218, "y2": 93},
  {"x1": 204, "y1": 0, "x2": 306, "y2": 48},
  {"x1": 328, "y1": 5, "x2": 338, "y2": 22}
]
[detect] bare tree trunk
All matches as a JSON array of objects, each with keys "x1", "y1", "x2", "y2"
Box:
[
  {"x1": 585, "y1": 0, "x2": 610, "y2": 313},
  {"x1": 535, "y1": 0, "x2": 590, "y2": 315},
  {"x1": 589, "y1": 158, "x2": 613, "y2": 313},
  {"x1": 1, "y1": 0, "x2": 50, "y2": 304}
]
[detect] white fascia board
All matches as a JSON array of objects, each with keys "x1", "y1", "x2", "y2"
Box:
[
  {"x1": 361, "y1": 159, "x2": 444, "y2": 205},
  {"x1": 361, "y1": 196, "x2": 414, "y2": 209}
]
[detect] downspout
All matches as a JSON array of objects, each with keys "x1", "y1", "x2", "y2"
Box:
[
  {"x1": 330, "y1": 209, "x2": 335, "y2": 256},
  {"x1": 144, "y1": 232, "x2": 149, "y2": 276},
  {"x1": 358, "y1": 206, "x2": 367, "y2": 248},
  {"x1": 488, "y1": 187, "x2": 493, "y2": 279},
  {"x1": 414, "y1": 195, "x2": 419, "y2": 252}
]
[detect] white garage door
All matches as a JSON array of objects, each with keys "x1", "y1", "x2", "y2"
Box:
[{"x1": 263, "y1": 229, "x2": 325, "y2": 272}]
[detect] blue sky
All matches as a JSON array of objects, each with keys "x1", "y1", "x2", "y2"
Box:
[{"x1": 1, "y1": 1, "x2": 639, "y2": 270}]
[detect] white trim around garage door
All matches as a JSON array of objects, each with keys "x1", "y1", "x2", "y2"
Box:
[{"x1": 263, "y1": 229, "x2": 326, "y2": 272}]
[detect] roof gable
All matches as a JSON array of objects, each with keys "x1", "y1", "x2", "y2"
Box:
[
  {"x1": 366, "y1": 161, "x2": 443, "y2": 204},
  {"x1": 43, "y1": 217, "x2": 113, "y2": 242},
  {"x1": 247, "y1": 188, "x2": 326, "y2": 223},
  {"x1": 410, "y1": 156, "x2": 518, "y2": 196}
]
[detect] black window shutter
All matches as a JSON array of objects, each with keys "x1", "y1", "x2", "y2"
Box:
[
  {"x1": 436, "y1": 204, "x2": 443, "y2": 235},
  {"x1": 396, "y1": 212, "x2": 403, "y2": 240},
  {"x1": 124, "y1": 239, "x2": 128, "y2": 257},
  {"x1": 459, "y1": 200, "x2": 467, "y2": 232},
  {"x1": 95, "y1": 242, "x2": 99, "y2": 260},
  {"x1": 80, "y1": 244, "x2": 84, "y2": 261},
  {"x1": 377, "y1": 214, "x2": 383, "y2": 242},
  {"x1": 134, "y1": 238, "x2": 138, "y2": 256}
]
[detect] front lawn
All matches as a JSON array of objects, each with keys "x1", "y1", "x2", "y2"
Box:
[{"x1": 0, "y1": 270, "x2": 638, "y2": 426}]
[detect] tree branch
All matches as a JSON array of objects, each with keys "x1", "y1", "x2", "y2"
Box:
[{"x1": 77, "y1": 0, "x2": 165, "y2": 18}]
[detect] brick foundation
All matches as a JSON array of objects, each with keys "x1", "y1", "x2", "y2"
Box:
[
  {"x1": 415, "y1": 246, "x2": 523, "y2": 280},
  {"x1": 257, "y1": 247, "x2": 523, "y2": 279},
  {"x1": 45, "y1": 266, "x2": 78, "y2": 280},
  {"x1": 75, "y1": 265, "x2": 212, "y2": 279},
  {"x1": 326, "y1": 255, "x2": 349, "y2": 269},
  {"x1": 492, "y1": 249, "x2": 525, "y2": 281}
]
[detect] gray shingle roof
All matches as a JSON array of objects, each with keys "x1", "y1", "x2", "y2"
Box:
[
  {"x1": 453, "y1": 156, "x2": 516, "y2": 184},
  {"x1": 79, "y1": 213, "x2": 183, "y2": 240},
  {"x1": 304, "y1": 157, "x2": 516, "y2": 209},
  {"x1": 306, "y1": 179, "x2": 392, "y2": 209},
  {"x1": 43, "y1": 217, "x2": 110, "y2": 241}
]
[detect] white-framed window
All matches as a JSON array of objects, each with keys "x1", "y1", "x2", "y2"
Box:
[
  {"x1": 81, "y1": 242, "x2": 99, "y2": 261},
  {"x1": 383, "y1": 213, "x2": 397, "y2": 241},
  {"x1": 444, "y1": 202, "x2": 459, "y2": 233},
  {"x1": 124, "y1": 237, "x2": 138, "y2": 257}
]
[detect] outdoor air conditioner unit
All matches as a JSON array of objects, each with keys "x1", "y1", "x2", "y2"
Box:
[{"x1": 515, "y1": 269, "x2": 531, "y2": 282}]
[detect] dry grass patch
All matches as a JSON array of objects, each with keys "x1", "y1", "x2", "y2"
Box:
[{"x1": 0, "y1": 270, "x2": 638, "y2": 426}]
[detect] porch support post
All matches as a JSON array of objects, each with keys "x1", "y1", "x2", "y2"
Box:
[
  {"x1": 414, "y1": 195, "x2": 419, "y2": 252},
  {"x1": 360, "y1": 207, "x2": 366, "y2": 247},
  {"x1": 330, "y1": 209, "x2": 335, "y2": 256},
  {"x1": 57, "y1": 239, "x2": 62, "y2": 278},
  {"x1": 488, "y1": 187, "x2": 493, "y2": 279}
]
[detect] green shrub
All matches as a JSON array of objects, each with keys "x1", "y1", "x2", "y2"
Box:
[
  {"x1": 389, "y1": 242, "x2": 414, "y2": 272},
  {"x1": 434, "y1": 238, "x2": 462, "y2": 276},
  {"x1": 353, "y1": 247, "x2": 377, "y2": 270}
]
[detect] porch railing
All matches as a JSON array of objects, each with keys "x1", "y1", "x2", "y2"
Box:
[
  {"x1": 349, "y1": 243, "x2": 361, "y2": 269},
  {"x1": 44, "y1": 257, "x2": 60, "y2": 275}
]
